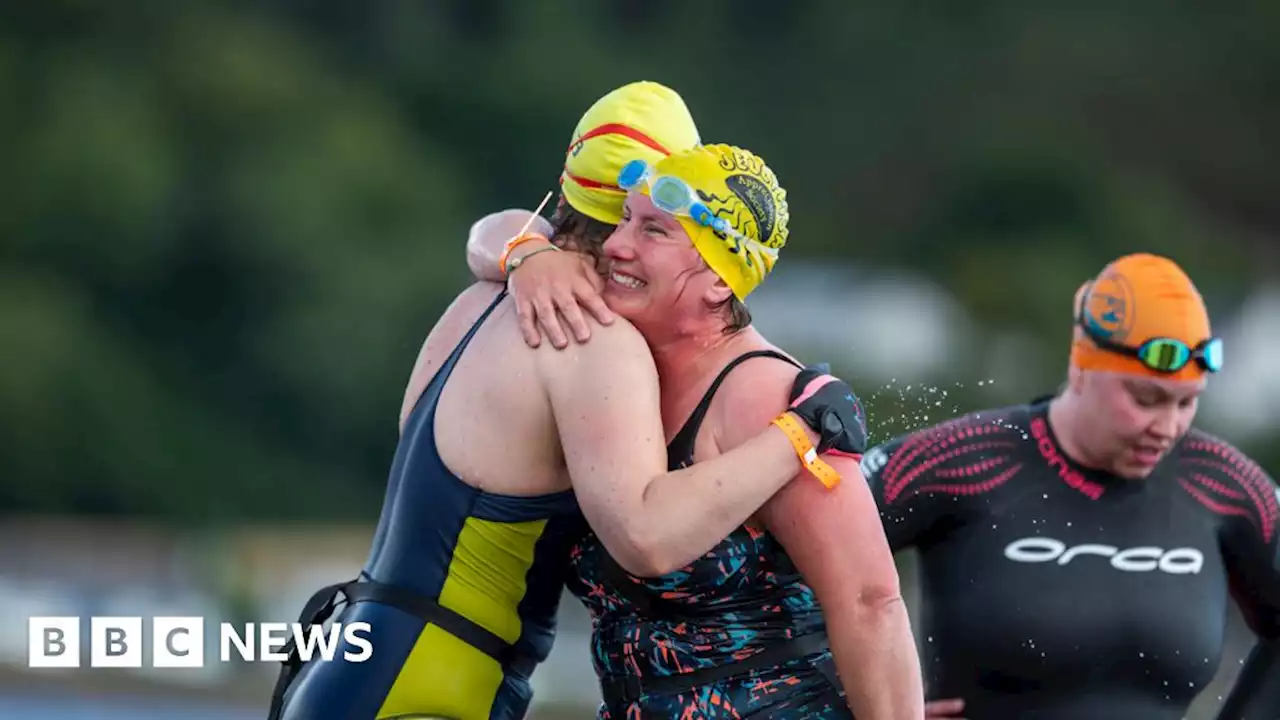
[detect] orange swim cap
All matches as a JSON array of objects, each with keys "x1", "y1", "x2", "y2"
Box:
[{"x1": 1070, "y1": 253, "x2": 1214, "y2": 381}]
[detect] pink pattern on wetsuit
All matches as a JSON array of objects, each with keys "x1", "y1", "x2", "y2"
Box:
[
  {"x1": 880, "y1": 416, "x2": 1022, "y2": 504},
  {"x1": 1178, "y1": 434, "x2": 1278, "y2": 543}
]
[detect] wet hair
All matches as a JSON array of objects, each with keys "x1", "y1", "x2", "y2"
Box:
[
  {"x1": 548, "y1": 195, "x2": 613, "y2": 274},
  {"x1": 710, "y1": 295, "x2": 751, "y2": 334}
]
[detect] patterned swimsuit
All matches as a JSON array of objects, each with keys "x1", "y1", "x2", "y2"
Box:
[{"x1": 565, "y1": 350, "x2": 851, "y2": 719}]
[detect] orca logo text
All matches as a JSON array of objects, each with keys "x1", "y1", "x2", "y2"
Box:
[{"x1": 1003, "y1": 537, "x2": 1203, "y2": 574}]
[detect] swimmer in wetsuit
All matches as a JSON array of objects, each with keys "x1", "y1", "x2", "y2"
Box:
[
  {"x1": 269, "y1": 82, "x2": 869, "y2": 720},
  {"x1": 476, "y1": 146, "x2": 925, "y2": 719},
  {"x1": 858, "y1": 253, "x2": 1280, "y2": 720}
]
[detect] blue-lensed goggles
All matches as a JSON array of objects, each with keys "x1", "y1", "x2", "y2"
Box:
[{"x1": 617, "y1": 159, "x2": 777, "y2": 260}]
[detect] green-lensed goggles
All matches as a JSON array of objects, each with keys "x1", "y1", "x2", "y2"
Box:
[{"x1": 1076, "y1": 302, "x2": 1223, "y2": 374}]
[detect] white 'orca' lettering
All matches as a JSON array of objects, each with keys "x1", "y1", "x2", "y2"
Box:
[{"x1": 1003, "y1": 537, "x2": 1203, "y2": 575}]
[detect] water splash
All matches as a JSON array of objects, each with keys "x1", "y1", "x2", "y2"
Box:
[{"x1": 862, "y1": 377, "x2": 1001, "y2": 442}]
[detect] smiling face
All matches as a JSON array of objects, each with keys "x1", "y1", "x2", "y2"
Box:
[
  {"x1": 599, "y1": 193, "x2": 730, "y2": 331},
  {"x1": 1072, "y1": 369, "x2": 1205, "y2": 478}
]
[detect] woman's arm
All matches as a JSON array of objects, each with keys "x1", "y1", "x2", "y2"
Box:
[
  {"x1": 465, "y1": 209, "x2": 614, "y2": 348},
  {"x1": 760, "y1": 457, "x2": 925, "y2": 720},
  {"x1": 539, "y1": 327, "x2": 859, "y2": 578},
  {"x1": 1215, "y1": 464, "x2": 1280, "y2": 720},
  {"x1": 1216, "y1": 640, "x2": 1280, "y2": 720},
  {"x1": 716, "y1": 361, "x2": 925, "y2": 720},
  {"x1": 466, "y1": 209, "x2": 553, "y2": 282}
]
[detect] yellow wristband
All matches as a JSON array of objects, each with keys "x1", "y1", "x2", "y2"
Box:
[
  {"x1": 772, "y1": 413, "x2": 842, "y2": 489},
  {"x1": 498, "y1": 233, "x2": 550, "y2": 278}
]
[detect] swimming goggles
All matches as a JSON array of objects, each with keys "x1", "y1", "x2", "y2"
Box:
[
  {"x1": 617, "y1": 158, "x2": 778, "y2": 261},
  {"x1": 1076, "y1": 294, "x2": 1223, "y2": 374}
]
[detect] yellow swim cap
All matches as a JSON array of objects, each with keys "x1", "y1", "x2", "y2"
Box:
[
  {"x1": 648, "y1": 144, "x2": 790, "y2": 300},
  {"x1": 561, "y1": 81, "x2": 701, "y2": 226}
]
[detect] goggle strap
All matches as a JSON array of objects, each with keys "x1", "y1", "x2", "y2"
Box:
[
  {"x1": 618, "y1": 163, "x2": 781, "y2": 261},
  {"x1": 1080, "y1": 323, "x2": 1222, "y2": 374}
]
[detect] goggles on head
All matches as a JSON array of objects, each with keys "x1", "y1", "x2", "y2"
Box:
[
  {"x1": 617, "y1": 159, "x2": 778, "y2": 261},
  {"x1": 1076, "y1": 290, "x2": 1223, "y2": 374}
]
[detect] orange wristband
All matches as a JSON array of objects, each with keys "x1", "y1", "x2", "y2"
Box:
[
  {"x1": 772, "y1": 413, "x2": 842, "y2": 489},
  {"x1": 498, "y1": 233, "x2": 550, "y2": 278}
]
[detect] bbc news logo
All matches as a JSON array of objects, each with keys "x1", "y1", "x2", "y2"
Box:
[{"x1": 28, "y1": 617, "x2": 373, "y2": 668}]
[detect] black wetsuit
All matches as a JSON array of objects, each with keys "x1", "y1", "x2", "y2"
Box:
[{"x1": 859, "y1": 397, "x2": 1280, "y2": 720}]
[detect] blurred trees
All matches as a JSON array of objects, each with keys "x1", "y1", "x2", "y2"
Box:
[{"x1": 3, "y1": 1, "x2": 1277, "y2": 520}]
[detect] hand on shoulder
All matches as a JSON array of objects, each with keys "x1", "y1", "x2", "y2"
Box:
[{"x1": 507, "y1": 245, "x2": 615, "y2": 350}]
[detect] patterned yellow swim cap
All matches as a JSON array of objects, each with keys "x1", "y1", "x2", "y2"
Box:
[
  {"x1": 560, "y1": 81, "x2": 701, "y2": 226},
  {"x1": 649, "y1": 144, "x2": 790, "y2": 300}
]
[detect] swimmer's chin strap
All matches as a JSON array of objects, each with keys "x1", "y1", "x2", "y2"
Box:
[{"x1": 1215, "y1": 638, "x2": 1280, "y2": 720}]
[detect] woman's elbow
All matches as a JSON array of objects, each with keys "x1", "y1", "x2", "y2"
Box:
[
  {"x1": 611, "y1": 555, "x2": 669, "y2": 579},
  {"x1": 608, "y1": 545, "x2": 673, "y2": 579},
  {"x1": 607, "y1": 525, "x2": 685, "y2": 578},
  {"x1": 466, "y1": 210, "x2": 545, "y2": 275},
  {"x1": 856, "y1": 580, "x2": 905, "y2": 609},
  {"x1": 822, "y1": 588, "x2": 908, "y2": 647},
  {"x1": 472, "y1": 209, "x2": 552, "y2": 245},
  {"x1": 827, "y1": 577, "x2": 905, "y2": 619}
]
